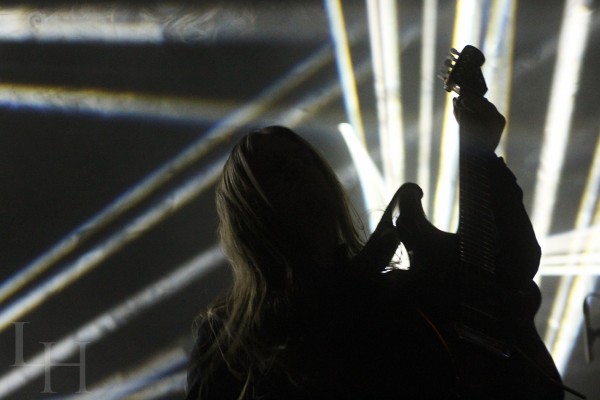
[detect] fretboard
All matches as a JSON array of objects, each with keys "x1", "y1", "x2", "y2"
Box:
[{"x1": 458, "y1": 137, "x2": 497, "y2": 276}]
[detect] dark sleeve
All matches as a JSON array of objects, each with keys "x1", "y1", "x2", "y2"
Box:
[{"x1": 489, "y1": 156, "x2": 541, "y2": 287}]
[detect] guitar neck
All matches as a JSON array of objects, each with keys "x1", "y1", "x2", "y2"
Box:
[{"x1": 458, "y1": 126, "x2": 497, "y2": 276}]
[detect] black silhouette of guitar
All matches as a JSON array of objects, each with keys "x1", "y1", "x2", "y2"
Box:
[{"x1": 394, "y1": 45, "x2": 579, "y2": 399}]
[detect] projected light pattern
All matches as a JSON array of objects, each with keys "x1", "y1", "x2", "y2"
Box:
[
  {"x1": 532, "y1": 0, "x2": 594, "y2": 374},
  {"x1": 0, "y1": 37, "x2": 335, "y2": 313},
  {"x1": 0, "y1": 247, "x2": 223, "y2": 398},
  {"x1": 417, "y1": 0, "x2": 438, "y2": 215},
  {"x1": 366, "y1": 0, "x2": 405, "y2": 192},
  {"x1": 0, "y1": 1, "x2": 599, "y2": 398},
  {"x1": 433, "y1": 0, "x2": 481, "y2": 231}
]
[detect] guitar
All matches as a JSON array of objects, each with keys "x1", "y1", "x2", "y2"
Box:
[{"x1": 394, "y1": 45, "x2": 575, "y2": 399}]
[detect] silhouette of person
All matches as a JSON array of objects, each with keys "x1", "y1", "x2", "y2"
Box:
[{"x1": 185, "y1": 95, "x2": 564, "y2": 399}]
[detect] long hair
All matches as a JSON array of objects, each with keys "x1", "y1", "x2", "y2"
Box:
[{"x1": 196, "y1": 126, "x2": 363, "y2": 397}]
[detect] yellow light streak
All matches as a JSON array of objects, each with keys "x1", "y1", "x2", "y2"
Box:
[
  {"x1": 338, "y1": 122, "x2": 386, "y2": 230},
  {"x1": 417, "y1": 0, "x2": 438, "y2": 216},
  {"x1": 0, "y1": 83, "x2": 232, "y2": 122},
  {"x1": 0, "y1": 42, "x2": 334, "y2": 307},
  {"x1": 324, "y1": 0, "x2": 365, "y2": 143},
  {"x1": 525, "y1": 0, "x2": 594, "y2": 375},
  {"x1": 482, "y1": 0, "x2": 517, "y2": 157},
  {"x1": 433, "y1": 0, "x2": 484, "y2": 231},
  {"x1": 531, "y1": 0, "x2": 592, "y2": 241},
  {"x1": 546, "y1": 130, "x2": 600, "y2": 373},
  {"x1": 366, "y1": 0, "x2": 405, "y2": 193}
]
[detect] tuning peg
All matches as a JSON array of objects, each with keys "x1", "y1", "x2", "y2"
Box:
[
  {"x1": 437, "y1": 72, "x2": 447, "y2": 81},
  {"x1": 450, "y1": 47, "x2": 460, "y2": 56}
]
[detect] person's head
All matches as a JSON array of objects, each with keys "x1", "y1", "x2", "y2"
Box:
[
  {"x1": 200, "y1": 126, "x2": 363, "y2": 391},
  {"x1": 215, "y1": 126, "x2": 362, "y2": 302}
]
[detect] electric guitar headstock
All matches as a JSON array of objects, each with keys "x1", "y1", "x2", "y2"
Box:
[{"x1": 439, "y1": 45, "x2": 488, "y2": 97}]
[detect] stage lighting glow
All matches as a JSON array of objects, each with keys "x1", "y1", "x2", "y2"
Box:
[
  {"x1": 417, "y1": 0, "x2": 438, "y2": 216},
  {"x1": 526, "y1": 0, "x2": 594, "y2": 374},
  {"x1": 0, "y1": 5, "x2": 269, "y2": 44},
  {"x1": 551, "y1": 276, "x2": 597, "y2": 374},
  {"x1": 324, "y1": 0, "x2": 366, "y2": 143},
  {"x1": 55, "y1": 349, "x2": 188, "y2": 400},
  {"x1": 0, "y1": 6, "x2": 161, "y2": 43},
  {"x1": 0, "y1": 41, "x2": 334, "y2": 309},
  {"x1": 481, "y1": 0, "x2": 516, "y2": 157},
  {"x1": 531, "y1": 0, "x2": 592, "y2": 240},
  {"x1": 366, "y1": 0, "x2": 405, "y2": 192},
  {"x1": 280, "y1": 54, "x2": 372, "y2": 130},
  {"x1": 0, "y1": 246, "x2": 223, "y2": 398},
  {"x1": 0, "y1": 83, "x2": 231, "y2": 122},
  {"x1": 338, "y1": 122, "x2": 386, "y2": 230},
  {"x1": 539, "y1": 224, "x2": 600, "y2": 256},
  {"x1": 541, "y1": 253, "x2": 600, "y2": 268},
  {"x1": 0, "y1": 162, "x2": 224, "y2": 334},
  {"x1": 546, "y1": 132, "x2": 600, "y2": 373}
]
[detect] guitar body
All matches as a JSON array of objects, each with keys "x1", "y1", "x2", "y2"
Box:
[
  {"x1": 387, "y1": 45, "x2": 570, "y2": 399},
  {"x1": 395, "y1": 183, "x2": 564, "y2": 399}
]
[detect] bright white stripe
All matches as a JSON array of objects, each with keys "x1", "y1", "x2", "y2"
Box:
[
  {"x1": 433, "y1": 0, "x2": 484, "y2": 231},
  {"x1": 417, "y1": 0, "x2": 438, "y2": 216},
  {"x1": 0, "y1": 7, "x2": 162, "y2": 42},
  {"x1": 528, "y1": 0, "x2": 593, "y2": 374},
  {"x1": 280, "y1": 57, "x2": 373, "y2": 130},
  {"x1": 119, "y1": 371, "x2": 186, "y2": 400},
  {"x1": 0, "y1": 161, "x2": 224, "y2": 334},
  {"x1": 531, "y1": 0, "x2": 592, "y2": 240},
  {"x1": 541, "y1": 253, "x2": 600, "y2": 267},
  {"x1": 0, "y1": 84, "x2": 231, "y2": 122},
  {"x1": 324, "y1": 0, "x2": 366, "y2": 143},
  {"x1": 547, "y1": 130, "x2": 600, "y2": 374},
  {"x1": 366, "y1": 0, "x2": 404, "y2": 193},
  {"x1": 0, "y1": 42, "x2": 333, "y2": 308},
  {"x1": 540, "y1": 224, "x2": 600, "y2": 255},
  {"x1": 0, "y1": 5, "x2": 326, "y2": 44},
  {"x1": 51, "y1": 349, "x2": 187, "y2": 400},
  {"x1": 0, "y1": 247, "x2": 223, "y2": 398},
  {"x1": 538, "y1": 265, "x2": 600, "y2": 276},
  {"x1": 338, "y1": 122, "x2": 386, "y2": 231},
  {"x1": 481, "y1": 0, "x2": 516, "y2": 157}
]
